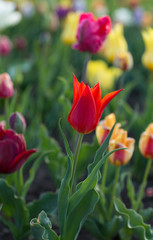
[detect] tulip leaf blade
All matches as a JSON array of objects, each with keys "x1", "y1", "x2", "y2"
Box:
[
  {"x1": 27, "y1": 192, "x2": 58, "y2": 219},
  {"x1": 68, "y1": 147, "x2": 125, "y2": 216},
  {"x1": 58, "y1": 120, "x2": 73, "y2": 235},
  {"x1": 88, "y1": 123, "x2": 116, "y2": 174},
  {"x1": 0, "y1": 179, "x2": 29, "y2": 239},
  {"x1": 63, "y1": 189, "x2": 99, "y2": 240},
  {"x1": 114, "y1": 198, "x2": 153, "y2": 240},
  {"x1": 23, "y1": 150, "x2": 52, "y2": 198},
  {"x1": 30, "y1": 210, "x2": 59, "y2": 240}
]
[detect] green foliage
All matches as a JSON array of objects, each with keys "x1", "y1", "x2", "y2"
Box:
[
  {"x1": 114, "y1": 198, "x2": 153, "y2": 240},
  {"x1": 30, "y1": 211, "x2": 59, "y2": 240},
  {"x1": 0, "y1": 179, "x2": 29, "y2": 240}
]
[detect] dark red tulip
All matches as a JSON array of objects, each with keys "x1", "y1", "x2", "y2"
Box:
[{"x1": 0, "y1": 127, "x2": 36, "y2": 174}]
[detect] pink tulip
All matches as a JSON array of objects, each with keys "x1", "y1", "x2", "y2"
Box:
[
  {"x1": 73, "y1": 12, "x2": 111, "y2": 54},
  {"x1": 0, "y1": 73, "x2": 14, "y2": 99}
]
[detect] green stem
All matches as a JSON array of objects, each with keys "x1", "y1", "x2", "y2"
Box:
[
  {"x1": 81, "y1": 53, "x2": 91, "y2": 83},
  {"x1": 134, "y1": 159, "x2": 152, "y2": 211},
  {"x1": 101, "y1": 158, "x2": 109, "y2": 193},
  {"x1": 108, "y1": 166, "x2": 120, "y2": 220},
  {"x1": 70, "y1": 134, "x2": 84, "y2": 193}
]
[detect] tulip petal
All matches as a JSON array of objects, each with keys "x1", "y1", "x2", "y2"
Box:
[
  {"x1": 91, "y1": 83, "x2": 101, "y2": 112},
  {"x1": 68, "y1": 84, "x2": 97, "y2": 133},
  {"x1": 8, "y1": 149, "x2": 37, "y2": 173},
  {"x1": 0, "y1": 139, "x2": 19, "y2": 173},
  {"x1": 99, "y1": 89, "x2": 123, "y2": 119},
  {"x1": 71, "y1": 74, "x2": 85, "y2": 111}
]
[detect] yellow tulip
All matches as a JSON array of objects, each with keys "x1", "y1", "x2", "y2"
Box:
[
  {"x1": 113, "y1": 51, "x2": 133, "y2": 71},
  {"x1": 139, "y1": 123, "x2": 153, "y2": 159},
  {"x1": 142, "y1": 28, "x2": 153, "y2": 71},
  {"x1": 96, "y1": 113, "x2": 121, "y2": 145},
  {"x1": 99, "y1": 23, "x2": 128, "y2": 63},
  {"x1": 61, "y1": 11, "x2": 80, "y2": 45},
  {"x1": 86, "y1": 60, "x2": 122, "y2": 91},
  {"x1": 109, "y1": 128, "x2": 135, "y2": 166}
]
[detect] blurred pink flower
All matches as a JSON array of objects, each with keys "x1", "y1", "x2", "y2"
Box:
[
  {"x1": 73, "y1": 12, "x2": 111, "y2": 54},
  {"x1": 14, "y1": 36, "x2": 27, "y2": 50},
  {"x1": 0, "y1": 35, "x2": 12, "y2": 56},
  {"x1": 0, "y1": 73, "x2": 14, "y2": 99}
]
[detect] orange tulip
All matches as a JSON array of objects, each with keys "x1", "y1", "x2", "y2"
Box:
[
  {"x1": 109, "y1": 128, "x2": 135, "y2": 166},
  {"x1": 96, "y1": 113, "x2": 121, "y2": 145},
  {"x1": 68, "y1": 74, "x2": 123, "y2": 134},
  {"x1": 139, "y1": 123, "x2": 153, "y2": 159}
]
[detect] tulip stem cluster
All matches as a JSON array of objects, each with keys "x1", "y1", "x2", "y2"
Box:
[
  {"x1": 134, "y1": 159, "x2": 152, "y2": 211},
  {"x1": 70, "y1": 133, "x2": 84, "y2": 193},
  {"x1": 108, "y1": 166, "x2": 120, "y2": 220}
]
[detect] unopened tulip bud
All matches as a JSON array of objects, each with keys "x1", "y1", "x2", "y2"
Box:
[
  {"x1": 0, "y1": 73, "x2": 14, "y2": 99},
  {"x1": 113, "y1": 52, "x2": 133, "y2": 71},
  {"x1": 0, "y1": 35, "x2": 12, "y2": 56},
  {"x1": 0, "y1": 120, "x2": 6, "y2": 130},
  {"x1": 139, "y1": 123, "x2": 153, "y2": 159},
  {"x1": 109, "y1": 129, "x2": 135, "y2": 166},
  {"x1": 9, "y1": 112, "x2": 26, "y2": 134}
]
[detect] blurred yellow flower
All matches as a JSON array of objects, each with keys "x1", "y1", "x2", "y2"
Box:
[
  {"x1": 86, "y1": 60, "x2": 122, "y2": 91},
  {"x1": 99, "y1": 23, "x2": 128, "y2": 63},
  {"x1": 61, "y1": 11, "x2": 80, "y2": 45},
  {"x1": 109, "y1": 128, "x2": 135, "y2": 166},
  {"x1": 114, "y1": 51, "x2": 133, "y2": 71},
  {"x1": 142, "y1": 28, "x2": 153, "y2": 71},
  {"x1": 96, "y1": 113, "x2": 121, "y2": 145},
  {"x1": 59, "y1": 0, "x2": 72, "y2": 8}
]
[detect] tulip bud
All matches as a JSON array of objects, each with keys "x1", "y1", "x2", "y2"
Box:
[
  {"x1": 0, "y1": 73, "x2": 14, "y2": 99},
  {"x1": 9, "y1": 112, "x2": 26, "y2": 134},
  {"x1": 113, "y1": 51, "x2": 133, "y2": 71},
  {"x1": 0, "y1": 120, "x2": 6, "y2": 130},
  {"x1": 109, "y1": 128, "x2": 135, "y2": 166},
  {"x1": 139, "y1": 123, "x2": 153, "y2": 159},
  {"x1": 96, "y1": 113, "x2": 121, "y2": 145},
  {"x1": 0, "y1": 35, "x2": 12, "y2": 56}
]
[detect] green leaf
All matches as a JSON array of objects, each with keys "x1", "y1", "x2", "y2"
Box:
[
  {"x1": 0, "y1": 179, "x2": 29, "y2": 239},
  {"x1": 88, "y1": 123, "x2": 116, "y2": 174},
  {"x1": 84, "y1": 218, "x2": 103, "y2": 239},
  {"x1": 58, "y1": 121, "x2": 73, "y2": 235},
  {"x1": 63, "y1": 189, "x2": 99, "y2": 240},
  {"x1": 23, "y1": 151, "x2": 52, "y2": 198},
  {"x1": 114, "y1": 198, "x2": 153, "y2": 240},
  {"x1": 102, "y1": 215, "x2": 123, "y2": 238},
  {"x1": 68, "y1": 148, "x2": 124, "y2": 215},
  {"x1": 140, "y1": 208, "x2": 153, "y2": 222},
  {"x1": 76, "y1": 138, "x2": 98, "y2": 179},
  {"x1": 30, "y1": 211, "x2": 59, "y2": 240},
  {"x1": 58, "y1": 119, "x2": 73, "y2": 160},
  {"x1": 28, "y1": 192, "x2": 58, "y2": 219},
  {"x1": 39, "y1": 124, "x2": 67, "y2": 187},
  {"x1": 127, "y1": 175, "x2": 136, "y2": 208}
]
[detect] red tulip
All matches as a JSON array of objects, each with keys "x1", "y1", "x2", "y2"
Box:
[
  {"x1": 73, "y1": 12, "x2": 111, "y2": 54},
  {"x1": 68, "y1": 74, "x2": 123, "y2": 134},
  {"x1": 0, "y1": 127, "x2": 36, "y2": 174}
]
